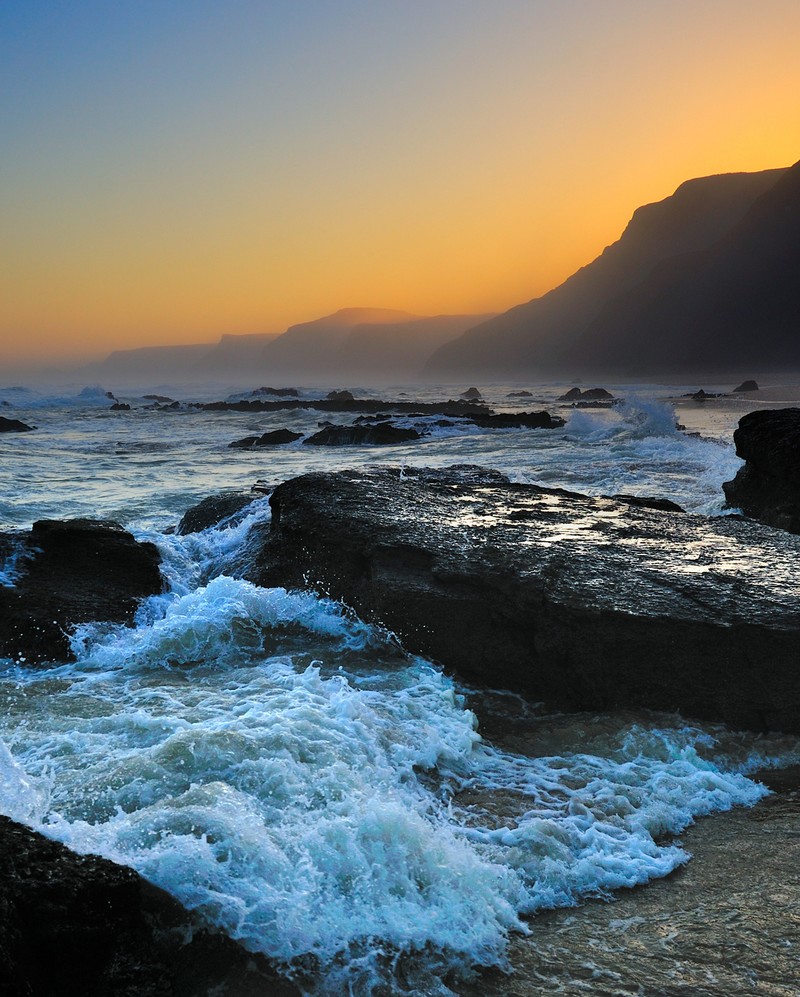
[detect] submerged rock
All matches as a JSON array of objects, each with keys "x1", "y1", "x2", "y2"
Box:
[
  {"x1": 176, "y1": 493, "x2": 256, "y2": 535},
  {"x1": 0, "y1": 416, "x2": 34, "y2": 432},
  {"x1": 507, "y1": 390, "x2": 533, "y2": 397},
  {"x1": 303, "y1": 423, "x2": 421, "y2": 446},
  {"x1": 723, "y1": 408, "x2": 800, "y2": 533},
  {"x1": 0, "y1": 520, "x2": 162, "y2": 664},
  {"x1": 253, "y1": 467, "x2": 800, "y2": 732}
]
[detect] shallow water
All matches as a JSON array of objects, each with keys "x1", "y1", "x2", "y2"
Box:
[{"x1": 1, "y1": 378, "x2": 798, "y2": 995}]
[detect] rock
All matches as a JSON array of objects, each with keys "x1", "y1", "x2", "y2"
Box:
[
  {"x1": 303, "y1": 423, "x2": 422, "y2": 446},
  {"x1": 110, "y1": 402, "x2": 131, "y2": 411},
  {"x1": 248, "y1": 386, "x2": 299, "y2": 397},
  {"x1": 142, "y1": 394, "x2": 174, "y2": 403},
  {"x1": 228, "y1": 429, "x2": 302, "y2": 449},
  {"x1": 202, "y1": 397, "x2": 488, "y2": 417},
  {"x1": 326, "y1": 389, "x2": 354, "y2": 401},
  {"x1": 252, "y1": 467, "x2": 800, "y2": 732},
  {"x1": 0, "y1": 520, "x2": 162, "y2": 664},
  {"x1": 468, "y1": 411, "x2": 564, "y2": 429},
  {"x1": 176, "y1": 493, "x2": 256, "y2": 535},
  {"x1": 0, "y1": 416, "x2": 34, "y2": 433},
  {"x1": 733, "y1": 379, "x2": 759, "y2": 392},
  {"x1": 722, "y1": 408, "x2": 800, "y2": 533},
  {"x1": 0, "y1": 815, "x2": 298, "y2": 997},
  {"x1": 460, "y1": 387, "x2": 482, "y2": 400},
  {"x1": 507, "y1": 390, "x2": 532, "y2": 397},
  {"x1": 558, "y1": 387, "x2": 614, "y2": 402}
]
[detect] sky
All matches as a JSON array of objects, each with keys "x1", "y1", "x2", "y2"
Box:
[{"x1": 1, "y1": 0, "x2": 799, "y2": 368}]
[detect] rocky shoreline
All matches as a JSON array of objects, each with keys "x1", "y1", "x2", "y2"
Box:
[{"x1": 2, "y1": 407, "x2": 799, "y2": 993}]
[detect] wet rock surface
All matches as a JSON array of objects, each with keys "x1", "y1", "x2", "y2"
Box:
[
  {"x1": 0, "y1": 520, "x2": 162, "y2": 664},
  {"x1": 253, "y1": 466, "x2": 800, "y2": 731},
  {"x1": 0, "y1": 815, "x2": 299, "y2": 997},
  {"x1": 723, "y1": 408, "x2": 800, "y2": 533},
  {"x1": 303, "y1": 422, "x2": 422, "y2": 446},
  {"x1": 176, "y1": 493, "x2": 256, "y2": 535},
  {"x1": 228, "y1": 428, "x2": 303, "y2": 448}
]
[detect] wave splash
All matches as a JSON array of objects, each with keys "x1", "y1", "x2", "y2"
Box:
[{"x1": 0, "y1": 568, "x2": 778, "y2": 995}]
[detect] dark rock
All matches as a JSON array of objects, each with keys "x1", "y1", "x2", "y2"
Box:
[
  {"x1": 733, "y1": 380, "x2": 759, "y2": 392},
  {"x1": 460, "y1": 387, "x2": 482, "y2": 400},
  {"x1": 0, "y1": 815, "x2": 298, "y2": 997},
  {"x1": 110, "y1": 402, "x2": 131, "y2": 411},
  {"x1": 143, "y1": 394, "x2": 174, "y2": 403},
  {"x1": 326, "y1": 389, "x2": 354, "y2": 401},
  {"x1": 612, "y1": 494, "x2": 684, "y2": 512},
  {"x1": 722, "y1": 408, "x2": 800, "y2": 533},
  {"x1": 202, "y1": 397, "x2": 488, "y2": 417},
  {"x1": 468, "y1": 411, "x2": 564, "y2": 429},
  {"x1": 558, "y1": 387, "x2": 614, "y2": 402},
  {"x1": 248, "y1": 386, "x2": 299, "y2": 397},
  {"x1": 303, "y1": 423, "x2": 422, "y2": 446},
  {"x1": 176, "y1": 493, "x2": 256, "y2": 535},
  {"x1": 0, "y1": 520, "x2": 162, "y2": 664},
  {"x1": 252, "y1": 467, "x2": 800, "y2": 732},
  {"x1": 228, "y1": 429, "x2": 302, "y2": 449},
  {"x1": 0, "y1": 416, "x2": 34, "y2": 432},
  {"x1": 507, "y1": 390, "x2": 533, "y2": 397}
]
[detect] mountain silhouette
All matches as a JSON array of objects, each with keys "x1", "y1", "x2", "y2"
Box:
[{"x1": 427, "y1": 166, "x2": 791, "y2": 377}]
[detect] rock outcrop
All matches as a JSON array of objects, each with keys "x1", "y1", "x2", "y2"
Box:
[
  {"x1": 0, "y1": 815, "x2": 298, "y2": 997},
  {"x1": 176, "y1": 493, "x2": 256, "y2": 535},
  {"x1": 733, "y1": 380, "x2": 759, "y2": 392},
  {"x1": 722, "y1": 408, "x2": 800, "y2": 533},
  {"x1": 0, "y1": 520, "x2": 162, "y2": 664},
  {"x1": 251, "y1": 467, "x2": 800, "y2": 732},
  {"x1": 0, "y1": 416, "x2": 34, "y2": 432},
  {"x1": 303, "y1": 423, "x2": 421, "y2": 446},
  {"x1": 228, "y1": 429, "x2": 302, "y2": 448}
]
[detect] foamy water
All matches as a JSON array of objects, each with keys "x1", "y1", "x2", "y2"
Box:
[{"x1": 1, "y1": 380, "x2": 797, "y2": 994}]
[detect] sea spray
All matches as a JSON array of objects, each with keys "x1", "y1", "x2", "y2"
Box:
[{"x1": 0, "y1": 574, "x2": 780, "y2": 995}]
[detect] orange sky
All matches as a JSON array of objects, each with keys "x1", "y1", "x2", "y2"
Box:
[{"x1": 1, "y1": 1, "x2": 799, "y2": 368}]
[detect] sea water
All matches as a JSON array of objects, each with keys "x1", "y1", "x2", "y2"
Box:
[{"x1": 1, "y1": 379, "x2": 798, "y2": 995}]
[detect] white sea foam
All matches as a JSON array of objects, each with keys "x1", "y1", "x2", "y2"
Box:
[
  {"x1": 0, "y1": 383, "x2": 785, "y2": 994},
  {"x1": 0, "y1": 573, "x2": 782, "y2": 995}
]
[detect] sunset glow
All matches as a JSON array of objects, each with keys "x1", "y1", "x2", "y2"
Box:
[{"x1": 1, "y1": 0, "x2": 799, "y2": 368}]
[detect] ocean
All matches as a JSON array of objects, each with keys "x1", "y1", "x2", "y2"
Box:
[{"x1": 1, "y1": 378, "x2": 798, "y2": 995}]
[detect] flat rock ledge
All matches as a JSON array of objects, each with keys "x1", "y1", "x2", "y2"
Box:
[
  {"x1": 0, "y1": 519, "x2": 163, "y2": 664},
  {"x1": 252, "y1": 467, "x2": 800, "y2": 732}
]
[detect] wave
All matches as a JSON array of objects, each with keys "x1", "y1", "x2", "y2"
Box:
[{"x1": 0, "y1": 570, "x2": 782, "y2": 994}]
